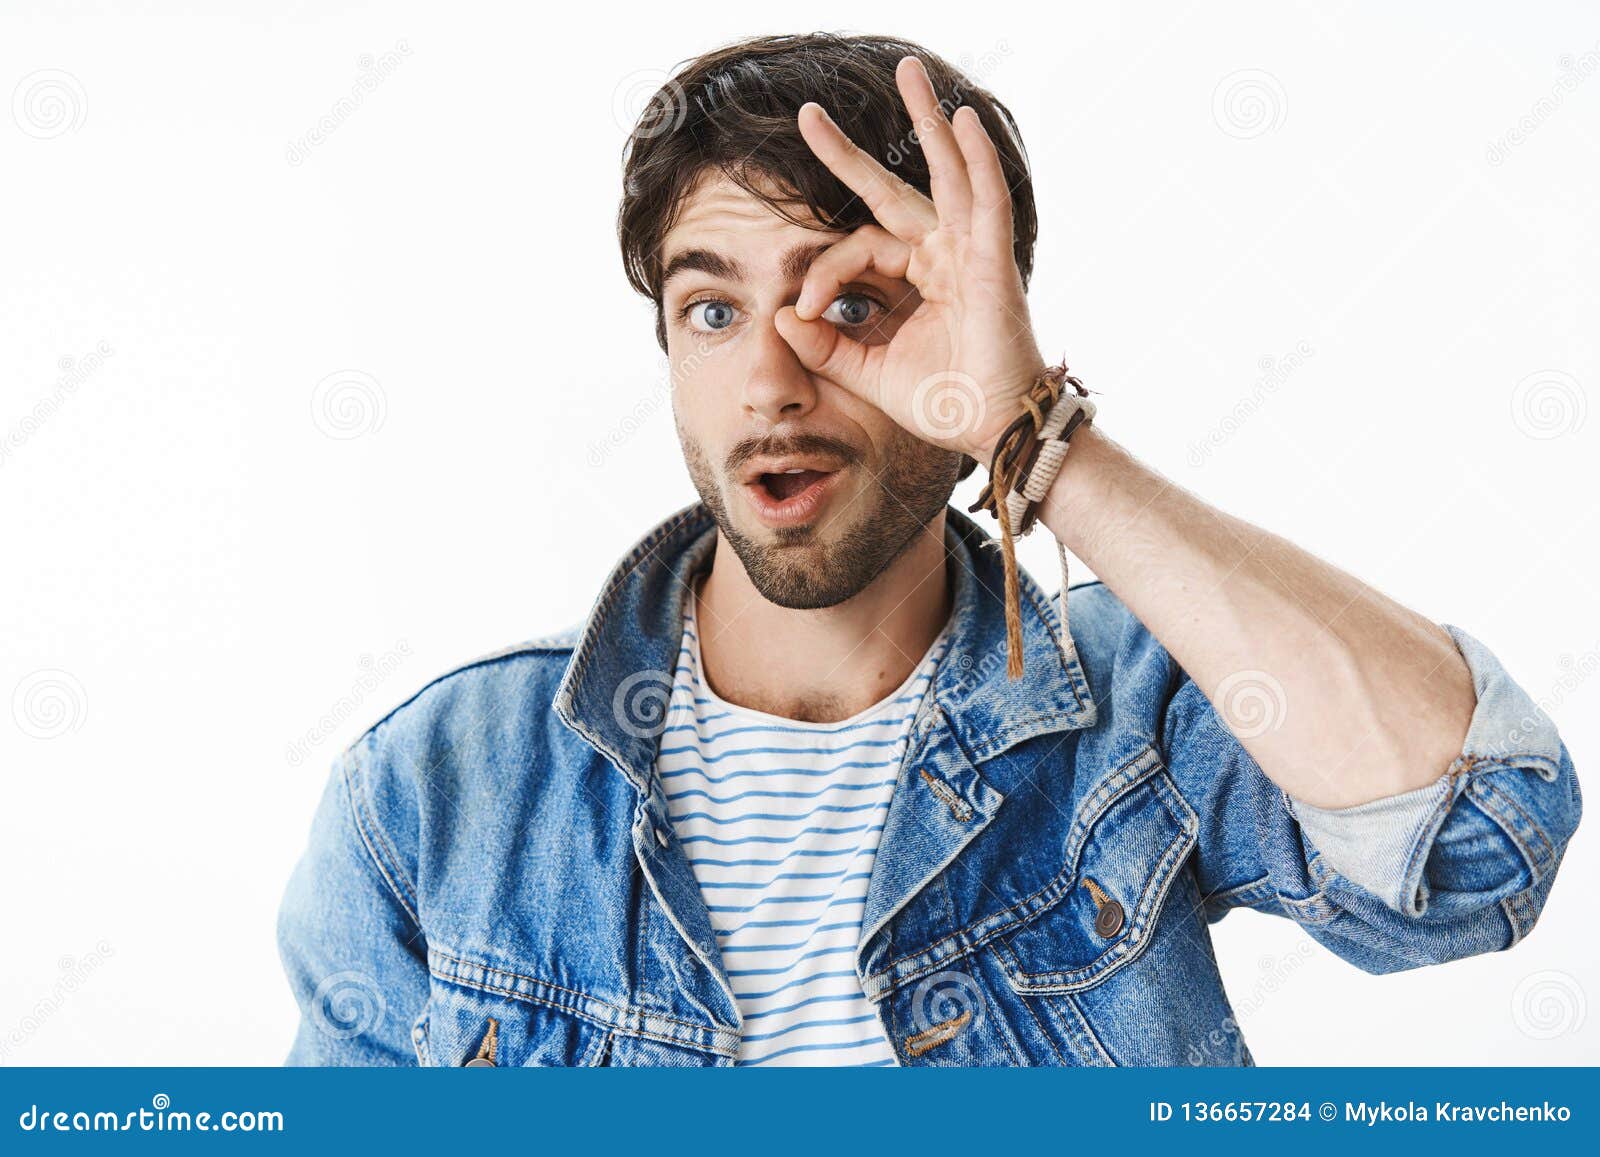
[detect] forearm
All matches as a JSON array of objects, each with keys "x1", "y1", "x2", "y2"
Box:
[{"x1": 1034, "y1": 424, "x2": 1476, "y2": 808}]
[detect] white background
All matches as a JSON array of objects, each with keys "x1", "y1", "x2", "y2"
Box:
[{"x1": 2, "y1": 0, "x2": 1596, "y2": 1065}]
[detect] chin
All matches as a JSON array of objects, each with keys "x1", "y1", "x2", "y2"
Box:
[
  {"x1": 748, "y1": 573, "x2": 854, "y2": 611},
  {"x1": 735, "y1": 540, "x2": 856, "y2": 610}
]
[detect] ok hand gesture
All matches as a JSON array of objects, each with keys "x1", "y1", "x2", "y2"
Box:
[{"x1": 774, "y1": 56, "x2": 1048, "y2": 466}]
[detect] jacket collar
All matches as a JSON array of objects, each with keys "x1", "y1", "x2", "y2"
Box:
[{"x1": 553, "y1": 500, "x2": 1097, "y2": 791}]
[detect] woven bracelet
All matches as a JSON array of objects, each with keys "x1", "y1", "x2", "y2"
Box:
[{"x1": 965, "y1": 364, "x2": 1096, "y2": 679}]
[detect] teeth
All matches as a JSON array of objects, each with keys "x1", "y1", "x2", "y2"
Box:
[{"x1": 783, "y1": 468, "x2": 807, "y2": 474}]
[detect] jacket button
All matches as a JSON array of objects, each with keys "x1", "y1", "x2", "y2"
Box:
[
  {"x1": 1094, "y1": 899, "x2": 1125, "y2": 939},
  {"x1": 463, "y1": 1056, "x2": 496, "y2": 1067}
]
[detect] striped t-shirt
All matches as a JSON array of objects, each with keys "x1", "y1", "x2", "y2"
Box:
[{"x1": 656, "y1": 591, "x2": 950, "y2": 1066}]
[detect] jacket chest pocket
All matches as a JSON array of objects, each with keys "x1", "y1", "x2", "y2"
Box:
[
  {"x1": 992, "y1": 749, "x2": 1196, "y2": 994},
  {"x1": 413, "y1": 975, "x2": 613, "y2": 1067}
]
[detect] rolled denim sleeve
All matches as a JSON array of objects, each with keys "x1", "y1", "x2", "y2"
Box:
[
  {"x1": 1161, "y1": 614, "x2": 1580, "y2": 974},
  {"x1": 1283, "y1": 625, "x2": 1578, "y2": 920}
]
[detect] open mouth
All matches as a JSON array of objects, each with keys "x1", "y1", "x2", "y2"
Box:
[
  {"x1": 742, "y1": 466, "x2": 844, "y2": 527},
  {"x1": 758, "y1": 468, "x2": 833, "y2": 502}
]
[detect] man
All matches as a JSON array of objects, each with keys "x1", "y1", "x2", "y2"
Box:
[{"x1": 278, "y1": 33, "x2": 1581, "y2": 1067}]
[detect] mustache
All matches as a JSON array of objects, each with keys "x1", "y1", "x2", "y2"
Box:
[{"x1": 725, "y1": 431, "x2": 862, "y2": 475}]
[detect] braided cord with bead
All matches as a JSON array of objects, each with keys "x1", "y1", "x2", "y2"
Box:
[{"x1": 967, "y1": 364, "x2": 1094, "y2": 679}]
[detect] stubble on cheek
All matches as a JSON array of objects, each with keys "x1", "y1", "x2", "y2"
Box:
[{"x1": 678, "y1": 428, "x2": 728, "y2": 523}]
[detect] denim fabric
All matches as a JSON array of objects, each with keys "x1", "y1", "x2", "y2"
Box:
[{"x1": 278, "y1": 501, "x2": 1581, "y2": 1066}]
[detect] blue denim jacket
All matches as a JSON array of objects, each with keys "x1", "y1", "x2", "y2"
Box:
[{"x1": 278, "y1": 501, "x2": 1581, "y2": 1066}]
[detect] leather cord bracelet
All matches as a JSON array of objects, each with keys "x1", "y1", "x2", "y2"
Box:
[
  {"x1": 1004, "y1": 391, "x2": 1095, "y2": 538},
  {"x1": 967, "y1": 364, "x2": 1096, "y2": 680}
]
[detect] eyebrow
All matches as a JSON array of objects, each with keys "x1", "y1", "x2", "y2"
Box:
[{"x1": 660, "y1": 241, "x2": 834, "y2": 292}]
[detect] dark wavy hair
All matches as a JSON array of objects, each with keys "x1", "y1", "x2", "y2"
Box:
[{"x1": 617, "y1": 33, "x2": 1037, "y2": 482}]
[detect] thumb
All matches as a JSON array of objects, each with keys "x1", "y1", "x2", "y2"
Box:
[{"x1": 774, "y1": 307, "x2": 877, "y2": 403}]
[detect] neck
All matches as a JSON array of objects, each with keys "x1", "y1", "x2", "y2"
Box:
[{"x1": 694, "y1": 513, "x2": 953, "y2": 723}]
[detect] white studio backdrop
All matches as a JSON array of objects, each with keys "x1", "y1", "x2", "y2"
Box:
[{"x1": 2, "y1": 0, "x2": 1596, "y2": 1066}]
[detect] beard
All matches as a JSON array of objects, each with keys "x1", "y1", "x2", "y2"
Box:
[{"x1": 679, "y1": 425, "x2": 961, "y2": 610}]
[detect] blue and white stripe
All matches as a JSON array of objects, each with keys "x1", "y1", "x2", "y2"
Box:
[{"x1": 657, "y1": 596, "x2": 948, "y2": 1066}]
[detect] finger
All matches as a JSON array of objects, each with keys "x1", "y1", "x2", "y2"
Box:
[
  {"x1": 774, "y1": 306, "x2": 884, "y2": 405},
  {"x1": 797, "y1": 102, "x2": 937, "y2": 244},
  {"x1": 896, "y1": 56, "x2": 972, "y2": 228},
  {"x1": 952, "y1": 105, "x2": 1015, "y2": 267},
  {"x1": 794, "y1": 225, "x2": 913, "y2": 320}
]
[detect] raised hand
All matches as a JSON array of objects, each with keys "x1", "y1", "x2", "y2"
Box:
[{"x1": 773, "y1": 55, "x2": 1048, "y2": 466}]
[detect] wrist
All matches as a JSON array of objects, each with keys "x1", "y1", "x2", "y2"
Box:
[
  {"x1": 965, "y1": 362, "x2": 1103, "y2": 543},
  {"x1": 965, "y1": 358, "x2": 1051, "y2": 466},
  {"x1": 1033, "y1": 422, "x2": 1115, "y2": 550}
]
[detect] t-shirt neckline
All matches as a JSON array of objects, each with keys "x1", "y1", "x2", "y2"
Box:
[{"x1": 683, "y1": 583, "x2": 950, "y2": 732}]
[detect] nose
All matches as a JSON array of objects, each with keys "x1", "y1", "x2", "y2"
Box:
[{"x1": 740, "y1": 316, "x2": 818, "y2": 426}]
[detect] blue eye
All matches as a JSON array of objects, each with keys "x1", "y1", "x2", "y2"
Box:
[
  {"x1": 687, "y1": 300, "x2": 737, "y2": 332},
  {"x1": 821, "y1": 293, "x2": 880, "y2": 328}
]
